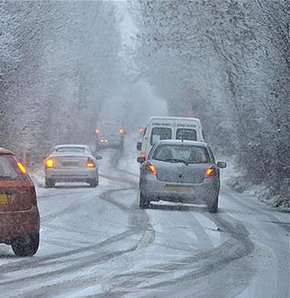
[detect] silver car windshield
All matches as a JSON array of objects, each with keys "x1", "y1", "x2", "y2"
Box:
[
  {"x1": 152, "y1": 145, "x2": 210, "y2": 164},
  {"x1": 55, "y1": 147, "x2": 86, "y2": 153}
]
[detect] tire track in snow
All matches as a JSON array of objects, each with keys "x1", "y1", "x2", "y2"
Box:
[
  {"x1": 0, "y1": 172, "x2": 155, "y2": 297},
  {"x1": 0, "y1": 148, "x2": 255, "y2": 298},
  {"x1": 95, "y1": 150, "x2": 255, "y2": 297}
]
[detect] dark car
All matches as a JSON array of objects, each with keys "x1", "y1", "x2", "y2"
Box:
[
  {"x1": 0, "y1": 147, "x2": 40, "y2": 256},
  {"x1": 137, "y1": 140, "x2": 226, "y2": 212}
]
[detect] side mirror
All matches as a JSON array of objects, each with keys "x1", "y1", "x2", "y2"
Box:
[
  {"x1": 136, "y1": 142, "x2": 142, "y2": 151},
  {"x1": 137, "y1": 157, "x2": 145, "y2": 164},
  {"x1": 95, "y1": 155, "x2": 102, "y2": 160},
  {"x1": 217, "y1": 161, "x2": 227, "y2": 168}
]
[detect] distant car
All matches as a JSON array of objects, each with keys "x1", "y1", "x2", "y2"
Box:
[
  {"x1": 0, "y1": 147, "x2": 40, "y2": 256},
  {"x1": 95, "y1": 121, "x2": 125, "y2": 150},
  {"x1": 44, "y1": 145, "x2": 102, "y2": 188},
  {"x1": 137, "y1": 140, "x2": 226, "y2": 212}
]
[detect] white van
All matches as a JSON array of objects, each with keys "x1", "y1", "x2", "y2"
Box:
[{"x1": 137, "y1": 116, "x2": 204, "y2": 158}]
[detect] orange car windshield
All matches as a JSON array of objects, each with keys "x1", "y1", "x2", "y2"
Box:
[{"x1": 0, "y1": 155, "x2": 21, "y2": 180}]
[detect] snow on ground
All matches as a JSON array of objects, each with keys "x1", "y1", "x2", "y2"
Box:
[
  {"x1": 0, "y1": 134, "x2": 288, "y2": 298},
  {"x1": 118, "y1": 133, "x2": 140, "y2": 176}
]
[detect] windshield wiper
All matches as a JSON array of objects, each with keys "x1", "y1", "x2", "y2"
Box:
[{"x1": 162, "y1": 158, "x2": 189, "y2": 166}]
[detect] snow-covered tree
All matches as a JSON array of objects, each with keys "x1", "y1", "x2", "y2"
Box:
[
  {"x1": 0, "y1": 1, "x2": 122, "y2": 164},
  {"x1": 131, "y1": 0, "x2": 290, "y2": 200}
]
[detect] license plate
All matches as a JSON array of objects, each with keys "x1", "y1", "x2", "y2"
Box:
[
  {"x1": 0, "y1": 194, "x2": 8, "y2": 205},
  {"x1": 165, "y1": 186, "x2": 193, "y2": 193},
  {"x1": 62, "y1": 161, "x2": 78, "y2": 167}
]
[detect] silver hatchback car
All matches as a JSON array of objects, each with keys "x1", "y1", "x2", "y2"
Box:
[
  {"x1": 44, "y1": 145, "x2": 102, "y2": 188},
  {"x1": 137, "y1": 140, "x2": 226, "y2": 212}
]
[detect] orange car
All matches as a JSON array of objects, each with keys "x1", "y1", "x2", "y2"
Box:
[{"x1": 0, "y1": 147, "x2": 40, "y2": 256}]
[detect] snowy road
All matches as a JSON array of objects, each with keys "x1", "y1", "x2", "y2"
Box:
[{"x1": 0, "y1": 141, "x2": 289, "y2": 297}]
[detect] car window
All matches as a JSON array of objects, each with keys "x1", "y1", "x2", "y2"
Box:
[
  {"x1": 150, "y1": 127, "x2": 172, "y2": 145},
  {"x1": 176, "y1": 128, "x2": 197, "y2": 141},
  {"x1": 152, "y1": 145, "x2": 210, "y2": 163},
  {"x1": 207, "y1": 146, "x2": 215, "y2": 163},
  {"x1": 0, "y1": 155, "x2": 20, "y2": 179},
  {"x1": 56, "y1": 147, "x2": 85, "y2": 153}
]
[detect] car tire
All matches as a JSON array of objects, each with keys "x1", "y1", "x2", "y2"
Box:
[
  {"x1": 207, "y1": 196, "x2": 218, "y2": 213},
  {"x1": 45, "y1": 179, "x2": 55, "y2": 188},
  {"x1": 139, "y1": 192, "x2": 150, "y2": 209},
  {"x1": 90, "y1": 179, "x2": 98, "y2": 188},
  {"x1": 11, "y1": 233, "x2": 39, "y2": 257}
]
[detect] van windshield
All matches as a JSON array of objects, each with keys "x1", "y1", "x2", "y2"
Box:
[
  {"x1": 150, "y1": 127, "x2": 172, "y2": 145},
  {"x1": 176, "y1": 128, "x2": 197, "y2": 141}
]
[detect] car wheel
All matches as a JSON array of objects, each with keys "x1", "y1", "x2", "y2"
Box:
[
  {"x1": 11, "y1": 233, "x2": 39, "y2": 257},
  {"x1": 139, "y1": 192, "x2": 150, "y2": 209},
  {"x1": 90, "y1": 179, "x2": 98, "y2": 188},
  {"x1": 207, "y1": 196, "x2": 218, "y2": 213},
  {"x1": 45, "y1": 179, "x2": 55, "y2": 188}
]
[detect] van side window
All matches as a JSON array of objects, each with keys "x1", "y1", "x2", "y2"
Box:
[
  {"x1": 150, "y1": 127, "x2": 172, "y2": 145},
  {"x1": 176, "y1": 128, "x2": 197, "y2": 141}
]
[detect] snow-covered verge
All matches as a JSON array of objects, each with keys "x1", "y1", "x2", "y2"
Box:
[{"x1": 220, "y1": 155, "x2": 290, "y2": 213}]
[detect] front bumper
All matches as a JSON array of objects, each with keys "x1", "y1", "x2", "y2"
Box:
[
  {"x1": 0, "y1": 205, "x2": 40, "y2": 243},
  {"x1": 45, "y1": 168, "x2": 97, "y2": 182},
  {"x1": 140, "y1": 174, "x2": 219, "y2": 204}
]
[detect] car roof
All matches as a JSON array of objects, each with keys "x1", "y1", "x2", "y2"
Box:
[
  {"x1": 54, "y1": 144, "x2": 90, "y2": 149},
  {"x1": 153, "y1": 139, "x2": 208, "y2": 147},
  {"x1": 0, "y1": 147, "x2": 14, "y2": 155},
  {"x1": 148, "y1": 116, "x2": 201, "y2": 123}
]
